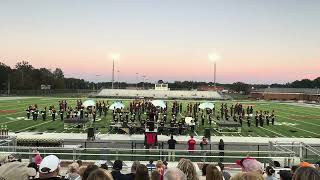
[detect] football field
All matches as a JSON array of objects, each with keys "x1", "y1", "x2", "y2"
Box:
[{"x1": 0, "y1": 97, "x2": 320, "y2": 138}]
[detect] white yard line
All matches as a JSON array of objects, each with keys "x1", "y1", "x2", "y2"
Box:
[
  {"x1": 17, "y1": 121, "x2": 51, "y2": 132},
  {"x1": 260, "y1": 127, "x2": 286, "y2": 137},
  {"x1": 287, "y1": 125, "x2": 319, "y2": 136},
  {"x1": 278, "y1": 114, "x2": 320, "y2": 127}
]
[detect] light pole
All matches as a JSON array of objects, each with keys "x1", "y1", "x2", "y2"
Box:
[
  {"x1": 95, "y1": 75, "x2": 100, "y2": 91},
  {"x1": 136, "y1": 72, "x2": 139, "y2": 89},
  {"x1": 142, "y1": 75, "x2": 146, "y2": 89},
  {"x1": 117, "y1": 70, "x2": 120, "y2": 89},
  {"x1": 208, "y1": 52, "x2": 220, "y2": 89},
  {"x1": 110, "y1": 54, "x2": 120, "y2": 89}
]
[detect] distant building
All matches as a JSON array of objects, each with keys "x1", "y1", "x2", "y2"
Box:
[
  {"x1": 251, "y1": 88, "x2": 320, "y2": 102},
  {"x1": 155, "y1": 83, "x2": 169, "y2": 91},
  {"x1": 198, "y1": 85, "x2": 225, "y2": 92}
]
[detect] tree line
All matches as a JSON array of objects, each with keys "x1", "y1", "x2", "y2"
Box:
[{"x1": 0, "y1": 61, "x2": 319, "y2": 94}]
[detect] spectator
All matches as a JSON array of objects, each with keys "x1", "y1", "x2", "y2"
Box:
[
  {"x1": 96, "y1": 160, "x2": 108, "y2": 170},
  {"x1": 177, "y1": 158, "x2": 199, "y2": 180},
  {"x1": 156, "y1": 161, "x2": 165, "y2": 180},
  {"x1": 28, "y1": 162, "x2": 39, "y2": 178},
  {"x1": 291, "y1": 165, "x2": 299, "y2": 176},
  {"x1": 65, "y1": 163, "x2": 80, "y2": 180},
  {"x1": 217, "y1": 162, "x2": 231, "y2": 180},
  {"x1": 152, "y1": 170, "x2": 161, "y2": 180},
  {"x1": 164, "y1": 168, "x2": 187, "y2": 180},
  {"x1": 111, "y1": 160, "x2": 127, "y2": 180},
  {"x1": 134, "y1": 164, "x2": 150, "y2": 180},
  {"x1": 279, "y1": 170, "x2": 292, "y2": 180},
  {"x1": 126, "y1": 161, "x2": 140, "y2": 180},
  {"x1": 34, "y1": 150, "x2": 43, "y2": 166},
  {"x1": 77, "y1": 159, "x2": 83, "y2": 167},
  {"x1": 202, "y1": 164, "x2": 208, "y2": 176},
  {"x1": 187, "y1": 135, "x2": 196, "y2": 154},
  {"x1": 235, "y1": 157, "x2": 263, "y2": 174},
  {"x1": 36, "y1": 155, "x2": 62, "y2": 180},
  {"x1": 147, "y1": 160, "x2": 156, "y2": 171},
  {"x1": 87, "y1": 168, "x2": 114, "y2": 180},
  {"x1": 218, "y1": 139, "x2": 224, "y2": 162},
  {"x1": 205, "y1": 164, "x2": 223, "y2": 180},
  {"x1": 83, "y1": 165, "x2": 99, "y2": 180},
  {"x1": 79, "y1": 165, "x2": 88, "y2": 179},
  {"x1": 200, "y1": 137, "x2": 208, "y2": 162},
  {"x1": 0, "y1": 161, "x2": 36, "y2": 180},
  {"x1": 265, "y1": 166, "x2": 276, "y2": 180},
  {"x1": 168, "y1": 135, "x2": 177, "y2": 161},
  {"x1": 293, "y1": 166, "x2": 320, "y2": 180},
  {"x1": 230, "y1": 172, "x2": 264, "y2": 180}
]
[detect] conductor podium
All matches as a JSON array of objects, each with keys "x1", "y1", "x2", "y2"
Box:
[
  {"x1": 215, "y1": 121, "x2": 241, "y2": 133},
  {"x1": 63, "y1": 118, "x2": 89, "y2": 130}
]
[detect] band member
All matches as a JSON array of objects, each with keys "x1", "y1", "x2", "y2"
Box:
[
  {"x1": 26, "y1": 106, "x2": 31, "y2": 119},
  {"x1": 178, "y1": 120, "x2": 184, "y2": 135},
  {"x1": 52, "y1": 108, "x2": 56, "y2": 121},
  {"x1": 220, "y1": 104, "x2": 224, "y2": 120},
  {"x1": 208, "y1": 115, "x2": 212, "y2": 125},
  {"x1": 230, "y1": 105, "x2": 234, "y2": 117},
  {"x1": 170, "y1": 119, "x2": 175, "y2": 128},
  {"x1": 271, "y1": 110, "x2": 275, "y2": 125},
  {"x1": 93, "y1": 109, "x2": 96, "y2": 122},
  {"x1": 255, "y1": 111, "x2": 259, "y2": 127},
  {"x1": 159, "y1": 120, "x2": 165, "y2": 134},
  {"x1": 60, "y1": 109, "x2": 64, "y2": 121},
  {"x1": 247, "y1": 116, "x2": 251, "y2": 127},
  {"x1": 190, "y1": 119, "x2": 195, "y2": 132},
  {"x1": 80, "y1": 107, "x2": 84, "y2": 119},
  {"x1": 239, "y1": 116, "x2": 243, "y2": 126},
  {"x1": 41, "y1": 107, "x2": 46, "y2": 121},
  {"x1": 266, "y1": 111, "x2": 270, "y2": 126},
  {"x1": 31, "y1": 107, "x2": 35, "y2": 120},
  {"x1": 233, "y1": 115, "x2": 237, "y2": 122},
  {"x1": 201, "y1": 113, "x2": 205, "y2": 125},
  {"x1": 259, "y1": 111, "x2": 263, "y2": 127}
]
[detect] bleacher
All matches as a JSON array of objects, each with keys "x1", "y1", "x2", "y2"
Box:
[{"x1": 93, "y1": 89, "x2": 224, "y2": 100}]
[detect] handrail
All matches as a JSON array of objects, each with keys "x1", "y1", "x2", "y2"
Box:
[
  {"x1": 301, "y1": 142, "x2": 320, "y2": 157},
  {"x1": 0, "y1": 151, "x2": 293, "y2": 160},
  {"x1": 0, "y1": 145, "x2": 295, "y2": 155}
]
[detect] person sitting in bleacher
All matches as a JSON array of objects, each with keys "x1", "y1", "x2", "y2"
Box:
[
  {"x1": 126, "y1": 161, "x2": 140, "y2": 180},
  {"x1": 35, "y1": 155, "x2": 62, "y2": 180}
]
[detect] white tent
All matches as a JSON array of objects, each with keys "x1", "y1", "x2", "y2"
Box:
[
  {"x1": 109, "y1": 102, "x2": 125, "y2": 110},
  {"x1": 83, "y1": 100, "x2": 96, "y2": 107},
  {"x1": 198, "y1": 102, "x2": 215, "y2": 109},
  {"x1": 151, "y1": 100, "x2": 166, "y2": 108}
]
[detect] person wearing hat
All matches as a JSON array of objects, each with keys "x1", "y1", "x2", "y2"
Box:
[
  {"x1": 35, "y1": 155, "x2": 62, "y2": 180},
  {"x1": 111, "y1": 160, "x2": 126, "y2": 180},
  {"x1": 235, "y1": 157, "x2": 263, "y2": 174},
  {"x1": 0, "y1": 161, "x2": 36, "y2": 180}
]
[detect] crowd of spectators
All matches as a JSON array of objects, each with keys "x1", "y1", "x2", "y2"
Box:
[{"x1": 0, "y1": 153, "x2": 319, "y2": 180}]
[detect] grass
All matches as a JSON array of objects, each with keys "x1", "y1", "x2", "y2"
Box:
[{"x1": 1, "y1": 97, "x2": 320, "y2": 138}]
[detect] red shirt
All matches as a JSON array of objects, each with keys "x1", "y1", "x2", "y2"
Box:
[{"x1": 188, "y1": 138, "x2": 196, "y2": 150}]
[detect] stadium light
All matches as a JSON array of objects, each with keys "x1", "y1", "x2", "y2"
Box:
[
  {"x1": 208, "y1": 52, "x2": 221, "y2": 89},
  {"x1": 109, "y1": 53, "x2": 120, "y2": 89}
]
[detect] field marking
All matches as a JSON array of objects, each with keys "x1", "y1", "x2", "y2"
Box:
[
  {"x1": 0, "y1": 118, "x2": 23, "y2": 125},
  {"x1": 278, "y1": 115, "x2": 320, "y2": 127},
  {"x1": 260, "y1": 127, "x2": 286, "y2": 137},
  {"x1": 278, "y1": 106, "x2": 320, "y2": 117},
  {"x1": 17, "y1": 121, "x2": 51, "y2": 132},
  {"x1": 286, "y1": 125, "x2": 319, "y2": 136}
]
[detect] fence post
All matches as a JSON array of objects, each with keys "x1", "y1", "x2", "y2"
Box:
[
  {"x1": 258, "y1": 145, "x2": 260, "y2": 157},
  {"x1": 299, "y1": 142, "x2": 303, "y2": 161},
  {"x1": 73, "y1": 147, "x2": 76, "y2": 162}
]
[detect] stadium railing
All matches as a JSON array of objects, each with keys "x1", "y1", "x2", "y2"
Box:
[{"x1": 0, "y1": 146, "x2": 296, "y2": 166}]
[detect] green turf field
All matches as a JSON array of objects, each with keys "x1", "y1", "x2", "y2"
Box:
[{"x1": 0, "y1": 97, "x2": 319, "y2": 138}]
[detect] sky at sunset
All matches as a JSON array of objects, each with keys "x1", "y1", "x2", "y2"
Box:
[{"x1": 0, "y1": 0, "x2": 319, "y2": 84}]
